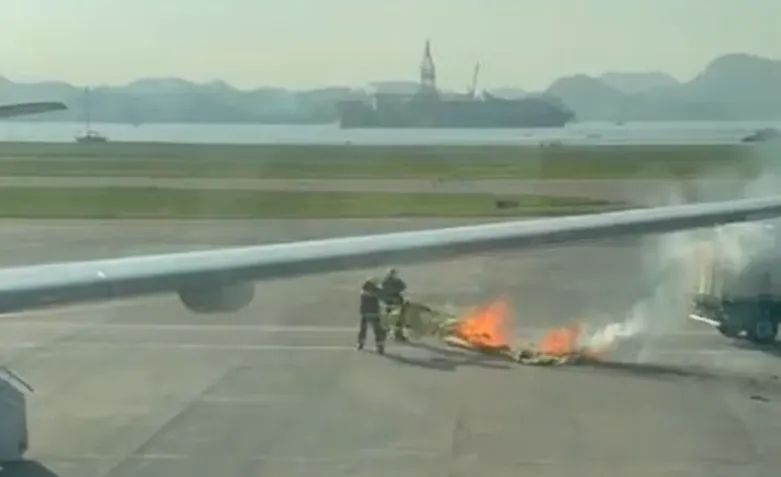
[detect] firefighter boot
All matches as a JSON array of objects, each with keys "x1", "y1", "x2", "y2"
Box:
[
  {"x1": 357, "y1": 315, "x2": 369, "y2": 350},
  {"x1": 393, "y1": 313, "x2": 407, "y2": 342},
  {"x1": 392, "y1": 310, "x2": 408, "y2": 343}
]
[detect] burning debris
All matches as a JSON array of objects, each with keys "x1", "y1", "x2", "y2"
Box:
[
  {"x1": 452, "y1": 300, "x2": 512, "y2": 352},
  {"x1": 439, "y1": 299, "x2": 621, "y2": 366},
  {"x1": 397, "y1": 165, "x2": 781, "y2": 365}
]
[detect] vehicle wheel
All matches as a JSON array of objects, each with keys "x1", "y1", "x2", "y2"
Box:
[
  {"x1": 746, "y1": 318, "x2": 778, "y2": 345},
  {"x1": 717, "y1": 313, "x2": 741, "y2": 338},
  {"x1": 717, "y1": 322, "x2": 740, "y2": 338}
]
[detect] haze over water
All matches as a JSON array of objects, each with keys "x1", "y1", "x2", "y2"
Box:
[{"x1": 2, "y1": 121, "x2": 779, "y2": 146}]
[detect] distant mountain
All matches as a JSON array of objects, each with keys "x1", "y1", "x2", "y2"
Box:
[
  {"x1": 546, "y1": 75, "x2": 625, "y2": 120},
  {"x1": 544, "y1": 53, "x2": 781, "y2": 121},
  {"x1": 0, "y1": 76, "x2": 368, "y2": 124},
  {"x1": 657, "y1": 53, "x2": 781, "y2": 120},
  {"x1": 545, "y1": 74, "x2": 727, "y2": 121},
  {"x1": 599, "y1": 71, "x2": 679, "y2": 94},
  {"x1": 489, "y1": 87, "x2": 526, "y2": 99},
  {"x1": 0, "y1": 52, "x2": 779, "y2": 124}
]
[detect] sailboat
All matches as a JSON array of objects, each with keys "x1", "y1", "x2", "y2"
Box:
[{"x1": 75, "y1": 87, "x2": 108, "y2": 143}]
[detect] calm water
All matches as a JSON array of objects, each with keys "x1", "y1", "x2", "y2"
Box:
[{"x1": 1, "y1": 120, "x2": 779, "y2": 146}]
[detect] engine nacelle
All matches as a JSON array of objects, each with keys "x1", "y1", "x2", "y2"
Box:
[{"x1": 178, "y1": 282, "x2": 255, "y2": 313}]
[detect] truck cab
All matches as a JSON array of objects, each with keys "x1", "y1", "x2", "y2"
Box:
[{"x1": 691, "y1": 241, "x2": 780, "y2": 344}]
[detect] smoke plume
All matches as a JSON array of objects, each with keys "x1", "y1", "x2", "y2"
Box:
[{"x1": 581, "y1": 146, "x2": 781, "y2": 362}]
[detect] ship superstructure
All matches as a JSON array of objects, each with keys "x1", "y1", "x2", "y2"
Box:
[{"x1": 338, "y1": 41, "x2": 575, "y2": 129}]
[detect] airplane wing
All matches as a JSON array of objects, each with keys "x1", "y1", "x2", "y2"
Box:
[
  {"x1": 0, "y1": 195, "x2": 780, "y2": 315},
  {"x1": 0, "y1": 102, "x2": 67, "y2": 118}
]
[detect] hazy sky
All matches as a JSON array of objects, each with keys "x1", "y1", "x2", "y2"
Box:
[{"x1": 2, "y1": 0, "x2": 779, "y2": 91}]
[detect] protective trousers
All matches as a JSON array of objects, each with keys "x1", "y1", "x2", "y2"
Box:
[
  {"x1": 386, "y1": 297, "x2": 407, "y2": 340},
  {"x1": 358, "y1": 312, "x2": 386, "y2": 351}
]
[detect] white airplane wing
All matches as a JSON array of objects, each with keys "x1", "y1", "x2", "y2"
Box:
[
  {"x1": 0, "y1": 102, "x2": 67, "y2": 118},
  {"x1": 1, "y1": 195, "x2": 780, "y2": 314}
]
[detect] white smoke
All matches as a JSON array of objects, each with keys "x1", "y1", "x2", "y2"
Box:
[{"x1": 580, "y1": 152, "x2": 781, "y2": 361}]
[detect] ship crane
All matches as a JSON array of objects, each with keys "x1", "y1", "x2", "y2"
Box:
[
  {"x1": 467, "y1": 63, "x2": 480, "y2": 99},
  {"x1": 419, "y1": 39, "x2": 437, "y2": 97},
  {"x1": 337, "y1": 40, "x2": 575, "y2": 128}
]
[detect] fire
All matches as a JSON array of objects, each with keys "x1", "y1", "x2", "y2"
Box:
[
  {"x1": 536, "y1": 323, "x2": 613, "y2": 361},
  {"x1": 538, "y1": 324, "x2": 582, "y2": 357},
  {"x1": 448, "y1": 299, "x2": 619, "y2": 363},
  {"x1": 454, "y1": 300, "x2": 510, "y2": 350}
]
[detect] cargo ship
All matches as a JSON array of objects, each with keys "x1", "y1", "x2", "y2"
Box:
[{"x1": 338, "y1": 41, "x2": 575, "y2": 129}]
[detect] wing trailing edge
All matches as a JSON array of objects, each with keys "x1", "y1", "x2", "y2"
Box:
[
  {"x1": 0, "y1": 194, "x2": 780, "y2": 313},
  {"x1": 0, "y1": 101, "x2": 67, "y2": 118}
]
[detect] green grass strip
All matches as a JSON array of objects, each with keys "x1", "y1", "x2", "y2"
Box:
[{"x1": 0, "y1": 187, "x2": 624, "y2": 219}]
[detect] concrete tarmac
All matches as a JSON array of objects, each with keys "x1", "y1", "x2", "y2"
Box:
[{"x1": 1, "y1": 220, "x2": 781, "y2": 477}]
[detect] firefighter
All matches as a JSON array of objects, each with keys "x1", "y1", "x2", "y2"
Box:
[
  {"x1": 381, "y1": 267, "x2": 408, "y2": 342},
  {"x1": 358, "y1": 277, "x2": 386, "y2": 353}
]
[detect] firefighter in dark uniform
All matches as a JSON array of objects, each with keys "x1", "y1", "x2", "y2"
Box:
[
  {"x1": 381, "y1": 267, "x2": 408, "y2": 342},
  {"x1": 358, "y1": 277, "x2": 386, "y2": 353}
]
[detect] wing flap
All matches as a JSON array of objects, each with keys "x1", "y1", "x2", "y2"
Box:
[{"x1": 0, "y1": 102, "x2": 67, "y2": 118}]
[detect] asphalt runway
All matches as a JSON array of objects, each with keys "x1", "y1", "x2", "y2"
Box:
[
  {"x1": 1, "y1": 219, "x2": 781, "y2": 477},
  {"x1": 0, "y1": 177, "x2": 754, "y2": 205}
]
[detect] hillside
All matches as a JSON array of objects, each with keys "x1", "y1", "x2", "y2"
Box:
[
  {"x1": 1, "y1": 52, "x2": 779, "y2": 124},
  {"x1": 599, "y1": 72, "x2": 680, "y2": 94},
  {"x1": 544, "y1": 54, "x2": 781, "y2": 122}
]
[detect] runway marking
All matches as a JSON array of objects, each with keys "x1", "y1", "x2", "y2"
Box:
[
  {"x1": 0, "y1": 322, "x2": 356, "y2": 332},
  {"x1": 0, "y1": 298, "x2": 725, "y2": 339},
  {"x1": 198, "y1": 395, "x2": 302, "y2": 404},
  {"x1": 0, "y1": 342, "x2": 40, "y2": 349},
  {"x1": 0, "y1": 320, "x2": 722, "y2": 336},
  {"x1": 34, "y1": 342, "x2": 356, "y2": 351},
  {"x1": 0, "y1": 341, "x2": 763, "y2": 355},
  {"x1": 29, "y1": 449, "x2": 445, "y2": 462},
  {"x1": 0, "y1": 297, "x2": 166, "y2": 320}
]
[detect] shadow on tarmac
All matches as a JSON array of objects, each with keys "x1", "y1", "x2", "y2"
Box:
[
  {"x1": 563, "y1": 358, "x2": 781, "y2": 403},
  {"x1": 573, "y1": 360, "x2": 722, "y2": 381},
  {"x1": 731, "y1": 339, "x2": 781, "y2": 359},
  {"x1": 379, "y1": 340, "x2": 514, "y2": 372},
  {"x1": 366, "y1": 336, "x2": 781, "y2": 402}
]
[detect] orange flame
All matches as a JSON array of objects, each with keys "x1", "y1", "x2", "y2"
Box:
[
  {"x1": 450, "y1": 298, "x2": 615, "y2": 363},
  {"x1": 536, "y1": 323, "x2": 612, "y2": 361},
  {"x1": 538, "y1": 324, "x2": 582, "y2": 357},
  {"x1": 454, "y1": 300, "x2": 510, "y2": 350}
]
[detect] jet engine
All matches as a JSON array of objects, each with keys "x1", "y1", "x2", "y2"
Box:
[{"x1": 178, "y1": 282, "x2": 255, "y2": 313}]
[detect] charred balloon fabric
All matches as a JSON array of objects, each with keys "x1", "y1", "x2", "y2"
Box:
[{"x1": 388, "y1": 298, "x2": 618, "y2": 366}]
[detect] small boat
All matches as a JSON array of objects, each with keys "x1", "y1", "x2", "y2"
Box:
[{"x1": 74, "y1": 87, "x2": 109, "y2": 144}]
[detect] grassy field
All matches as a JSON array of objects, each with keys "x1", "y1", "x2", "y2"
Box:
[
  {"x1": 0, "y1": 187, "x2": 622, "y2": 219},
  {"x1": 0, "y1": 142, "x2": 765, "y2": 180}
]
